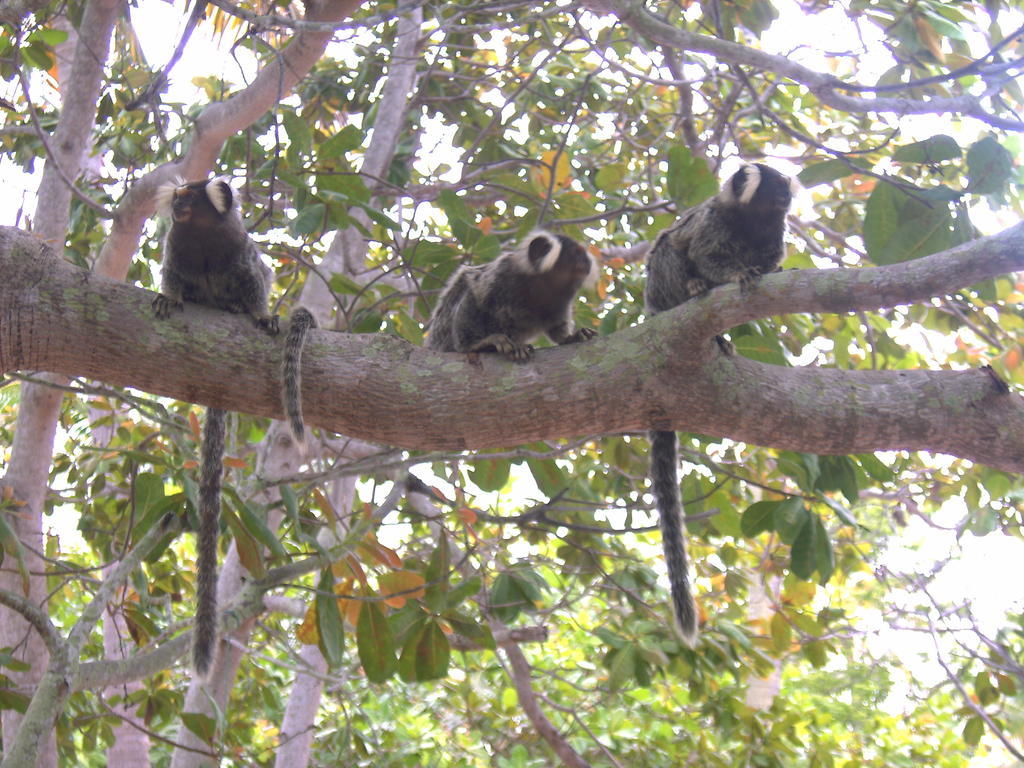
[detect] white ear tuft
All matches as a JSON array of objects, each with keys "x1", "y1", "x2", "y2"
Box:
[
  {"x1": 788, "y1": 174, "x2": 801, "y2": 195},
  {"x1": 737, "y1": 163, "x2": 761, "y2": 205},
  {"x1": 525, "y1": 230, "x2": 561, "y2": 273},
  {"x1": 205, "y1": 176, "x2": 235, "y2": 215},
  {"x1": 154, "y1": 175, "x2": 185, "y2": 216}
]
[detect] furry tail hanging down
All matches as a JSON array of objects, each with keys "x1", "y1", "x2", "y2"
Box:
[
  {"x1": 649, "y1": 429, "x2": 698, "y2": 644},
  {"x1": 282, "y1": 308, "x2": 317, "y2": 445},
  {"x1": 195, "y1": 407, "x2": 226, "y2": 677}
]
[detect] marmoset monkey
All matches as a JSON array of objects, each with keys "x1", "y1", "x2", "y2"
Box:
[
  {"x1": 427, "y1": 231, "x2": 597, "y2": 361},
  {"x1": 152, "y1": 176, "x2": 314, "y2": 675},
  {"x1": 644, "y1": 162, "x2": 797, "y2": 643}
]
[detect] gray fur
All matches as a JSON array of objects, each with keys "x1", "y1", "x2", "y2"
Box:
[
  {"x1": 645, "y1": 162, "x2": 795, "y2": 312},
  {"x1": 644, "y1": 162, "x2": 795, "y2": 645},
  {"x1": 282, "y1": 307, "x2": 317, "y2": 445},
  {"x1": 427, "y1": 231, "x2": 597, "y2": 361},
  {"x1": 151, "y1": 177, "x2": 279, "y2": 677}
]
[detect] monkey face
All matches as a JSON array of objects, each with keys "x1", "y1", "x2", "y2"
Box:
[{"x1": 170, "y1": 183, "x2": 225, "y2": 227}]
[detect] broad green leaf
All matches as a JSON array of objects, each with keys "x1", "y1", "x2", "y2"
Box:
[
  {"x1": 470, "y1": 459, "x2": 511, "y2": 492},
  {"x1": 290, "y1": 204, "x2": 326, "y2": 237},
  {"x1": 892, "y1": 135, "x2": 961, "y2": 163},
  {"x1": 526, "y1": 457, "x2": 563, "y2": 498},
  {"x1": 606, "y1": 645, "x2": 637, "y2": 691},
  {"x1": 962, "y1": 716, "x2": 985, "y2": 746},
  {"x1": 181, "y1": 712, "x2": 217, "y2": 745},
  {"x1": 234, "y1": 500, "x2": 287, "y2": 560},
  {"x1": 0, "y1": 688, "x2": 29, "y2": 713},
  {"x1": 774, "y1": 498, "x2": 810, "y2": 545},
  {"x1": 666, "y1": 145, "x2": 717, "y2": 207},
  {"x1": 221, "y1": 508, "x2": 264, "y2": 578},
  {"x1": 357, "y1": 602, "x2": 397, "y2": 683},
  {"x1": 791, "y1": 514, "x2": 835, "y2": 584},
  {"x1": 966, "y1": 136, "x2": 1013, "y2": 194},
  {"x1": 414, "y1": 620, "x2": 450, "y2": 681},
  {"x1": 797, "y1": 159, "x2": 856, "y2": 186},
  {"x1": 321, "y1": 125, "x2": 364, "y2": 158},
  {"x1": 315, "y1": 569, "x2": 345, "y2": 668},
  {"x1": 740, "y1": 501, "x2": 779, "y2": 538},
  {"x1": 864, "y1": 182, "x2": 956, "y2": 265},
  {"x1": 816, "y1": 456, "x2": 859, "y2": 504}
]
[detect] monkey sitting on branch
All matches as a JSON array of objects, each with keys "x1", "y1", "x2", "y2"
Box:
[
  {"x1": 152, "y1": 176, "x2": 314, "y2": 675},
  {"x1": 643, "y1": 162, "x2": 798, "y2": 645},
  {"x1": 427, "y1": 230, "x2": 598, "y2": 361}
]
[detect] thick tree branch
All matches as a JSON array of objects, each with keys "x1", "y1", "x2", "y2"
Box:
[{"x1": 2, "y1": 225, "x2": 1023, "y2": 472}]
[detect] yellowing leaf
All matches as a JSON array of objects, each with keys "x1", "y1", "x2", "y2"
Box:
[
  {"x1": 189, "y1": 411, "x2": 201, "y2": 441},
  {"x1": 380, "y1": 570, "x2": 426, "y2": 608},
  {"x1": 297, "y1": 604, "x2": 319, "y2": 645},
  {"x1": 913, "y1": 15, "x2": 946, "y2": 63},
  {"x1": 479, "y1": 216, "x2": 493, "y2": 235},
  {"x1": 534, "y1": 149, "x2": 572, "y2": 192},
  {"x1": 223, "y1": 456, "x2": 247, "y2": 469},
  {"x1": 1004, "y1": 345, "x2": 1022, "y2": 372}
]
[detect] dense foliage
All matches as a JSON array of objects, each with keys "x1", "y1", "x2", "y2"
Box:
[{"x1": 1, "y1": 0, "x2": 1023, "y2": 765}]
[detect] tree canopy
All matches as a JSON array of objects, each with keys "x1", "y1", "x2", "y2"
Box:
[{"x1": 0, "y1": 0, "x2": 1023, "y2": 766}]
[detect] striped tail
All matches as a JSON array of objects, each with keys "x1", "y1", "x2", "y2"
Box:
[
  {"x1": 650, "y1": 429, "x2": 698, "y2": 644},
  {"x1": 194, "y1": 407, "x2": 226, "y2": 677},
  {"x1": 282, "y1": 308, "x2": 317, "y2": 445}
]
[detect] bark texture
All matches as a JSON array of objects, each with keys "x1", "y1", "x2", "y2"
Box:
[{"x1": 2, "y1": 224, "x2": 1023, "y2": 472}]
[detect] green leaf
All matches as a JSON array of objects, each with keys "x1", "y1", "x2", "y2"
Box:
[
  {"x1": 445, "y1": 576, "x2": 482, "y2": 609},
  {"x1": 281, "y1": 110, "x2": 312, "y2": 156},
  {"x1": 803, "y1": 640, "x2": 828, "y2": 668},
  {"x1": 740, "y1": 501, "x2": 779, "y2": 538},
  {"x1": 357, "y1": 602, "x2": 397, "y2": 683},
  {"x1": 0, "y1": 688, "x2": 29, "y2": 713},
  {"x1": 413, "y1": 620, "x2": 450, "y2": 681},
  {"x1": 0, "y1": 514, "x2": 31, "y2": 595},
  {"x1": 490, "y1": 571, "x2": 545, "y2": 623},
  {"x1": 797, "y1": 159, "x2": 856, "y2": 187},
  {"x1": 816, "y1": 455, "x2": 859, "y2": 504},
  {"x1": 290, "y1": 204, "x2": 326, "y2": 237},
  {"x1": 773, "y1": 498, "x2": 810, "y2": 545},
  {"x1": 606, "y1": 645, "x2": 637, "y2": 691},
  {"x1": 234, "y1": 499, "x2": 287, "y2": 560},
  {"x1": 437, "y1": 189, "x2": 474, "y2": 226},
  {"x1": 328, "y1": 271, "x2": 364, "y2": 296},
  {"x1": 892, "y1": 135, "x2": 961, "y2": 163},
  {"x1": 770, "y1": 612, "x2": 792, "y2": 653},
  {"x1": 315, "y1": 569, "x2": 345, "y2": 668},
  {"x1": 470, "y1": 459, "x2": 511, "y2": 492},
  {"x1": 962, "y1": 715, "x2": 985, "y2": 746},
  {"x1": 665, "y1": 145, "x2": 717, "y2": 207},
  {"x1": 864, "y1": 182, "x2": 956, "y2": 265},
  {"x1": 181, "y1": 712, "x2": 217, "y2": 745},
  {"x1": 321, "y1": 125, "x2": 364, "y2": 158},
  {"x1": 221, "y1": 507, "x2": 264, "y2": 578},
  {"x1": 966, "y1": 136, "x2": 1013, "y2": 195},
  {"x1": 595, "y1": 163, "x2": 627, "y2": 191},
  {"x1": 791, "y1": 514, "x2": 834, "y2": 584},
  {"x1": 30, "y1": 28, "x2": 69, "y2": 46},
  {"x1": 525, "y1": 458, "x2": 564, "y2": 498},
  {"x1": 424, "y1": 534, "x2": 450, "y2": 611}
]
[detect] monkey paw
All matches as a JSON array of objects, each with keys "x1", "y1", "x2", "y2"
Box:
[
  {"x1": 563, "y1": 328, "x2": 597, "y2": 345},
  {"x1": 497, "y1": 339, "x2": 534, "y2": 362},
  {"x1": 738, "y1": 270, "x2": 763, "y2": 294},
  {"x1": 255, "y1": 314, "x2": 280, "y2": 335},
  {"x1": 152, "y1": 293, "x2": 183, "y2": 319}
]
